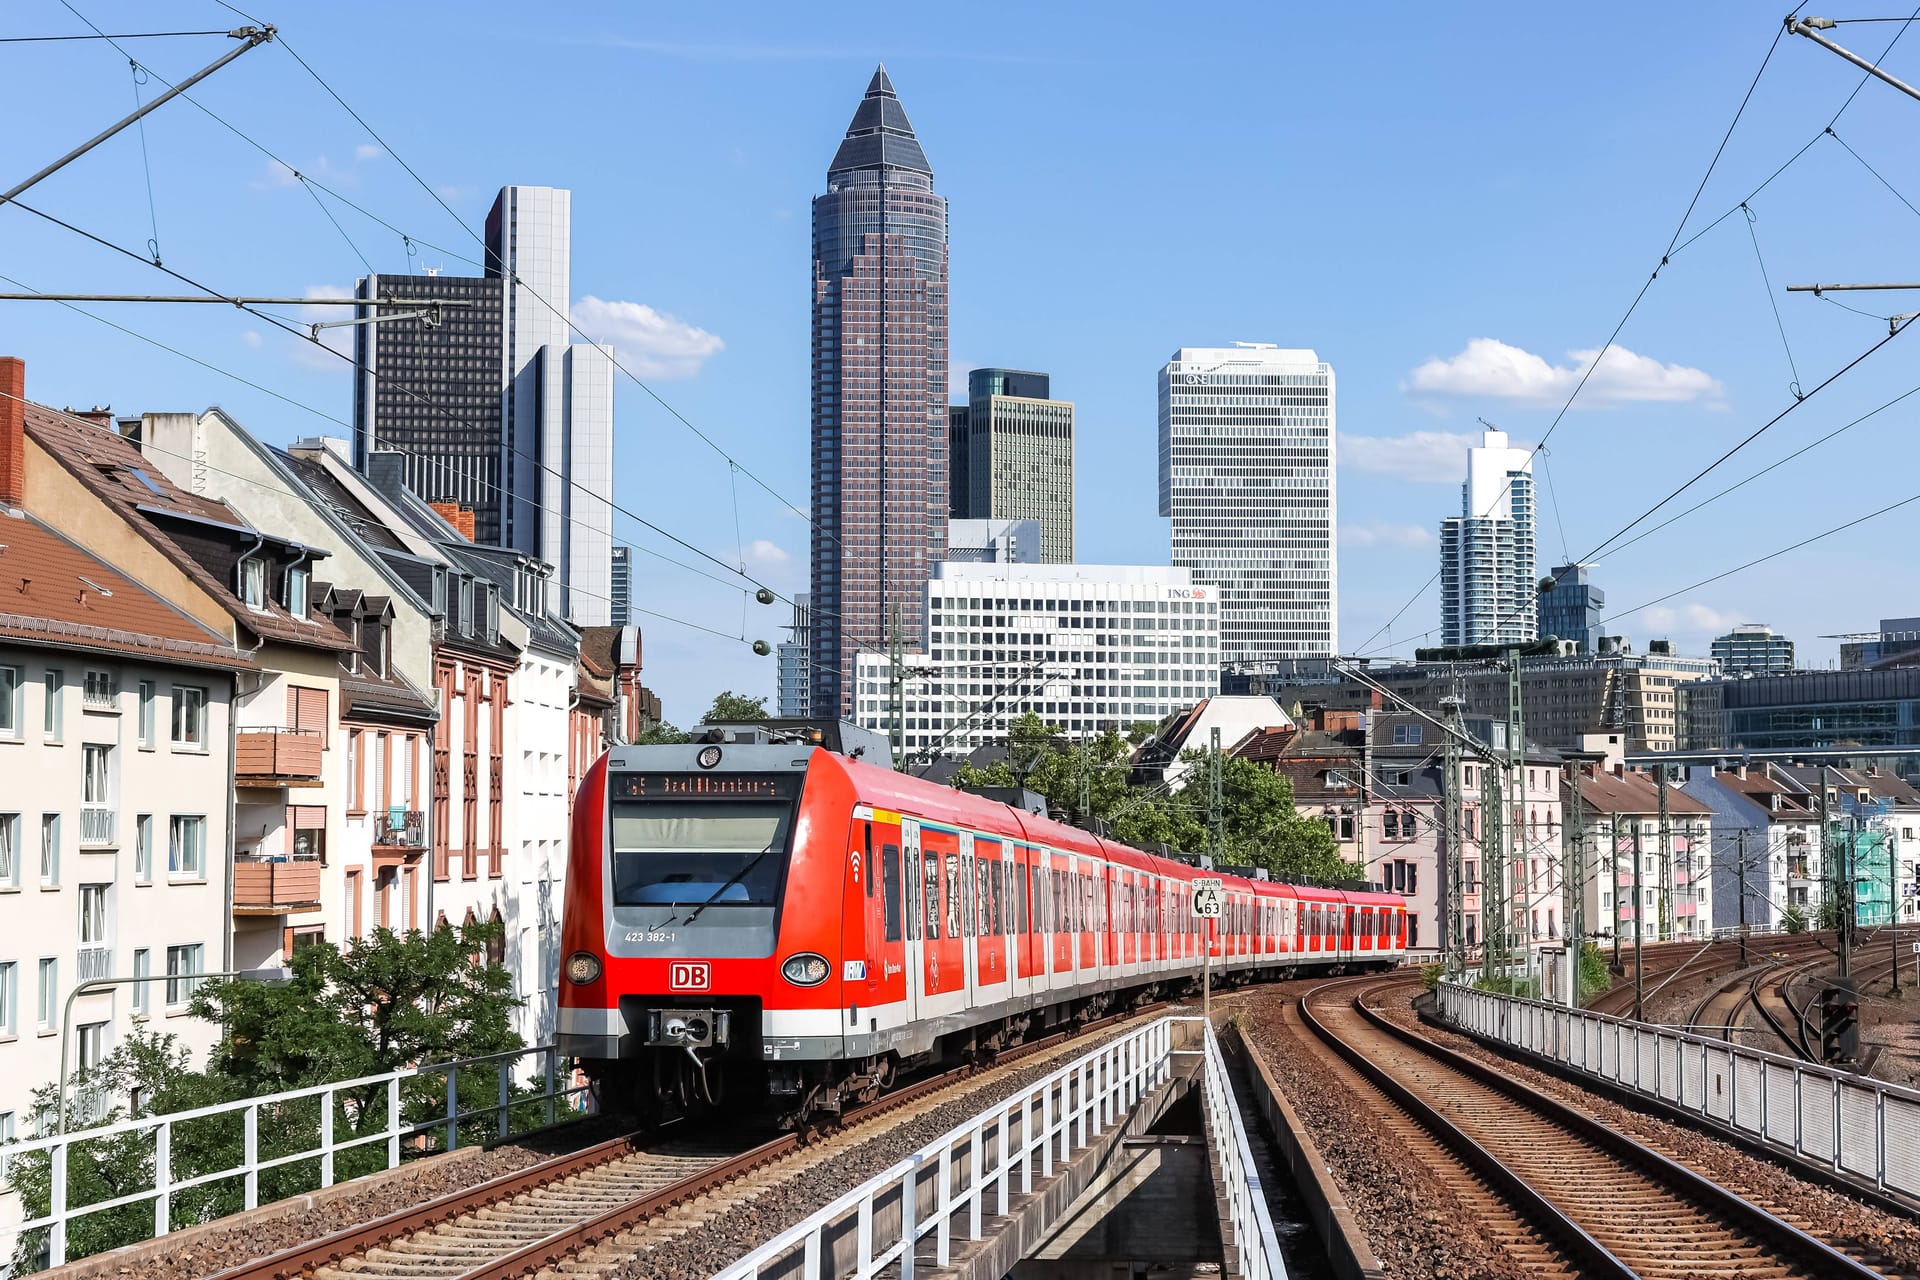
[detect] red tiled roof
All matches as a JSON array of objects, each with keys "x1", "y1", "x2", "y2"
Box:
[
  {"x1": 0, "y1": 513, "x2": 252, "y2": 669},
  {"x1": 1570, "y1": 766, "x2": 1713, "y2": 816},
  {"x1": 24, "y1": 404, "x2": 353, "y2": 653}
]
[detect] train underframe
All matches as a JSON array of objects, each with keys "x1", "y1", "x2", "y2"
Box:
[{"x1": 586, "y1": 958, "x2": 1397, "y2": 1130}]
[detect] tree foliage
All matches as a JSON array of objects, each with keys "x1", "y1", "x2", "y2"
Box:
[
  {"x1": 10, "y1": 921, "x2": 522, "y2": 1273},
  {"x1": 632, "y1": 720, "x2": 692, "y2": 744},
  {"x1": 948, "y1": 712, "x2": 1351, "y2": 885},
  {"x1": 700, "y1": 691, "x2": 770, "y2": 723}
]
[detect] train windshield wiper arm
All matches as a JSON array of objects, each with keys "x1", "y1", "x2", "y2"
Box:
[{"x1": 653, "y1": 847, "x2": 777, "y2": 931}]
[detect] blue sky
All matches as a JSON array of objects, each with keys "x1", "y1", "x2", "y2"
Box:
[{"x1": 5, "y1": 2, "x2": 1918, "y2": 722}]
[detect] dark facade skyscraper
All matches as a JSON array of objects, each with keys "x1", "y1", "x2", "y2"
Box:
[
  {"x1": 354, "y1": 186, "x2": 614, "y2": 624},
  {"x1": 809, "y1": 66, "x2": 949, "y2": 718},
  {"x1": 1539, "y1": 562, "x2": 1604, "y2": 653}
]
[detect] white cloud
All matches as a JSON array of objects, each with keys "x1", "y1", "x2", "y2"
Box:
[
  {"x1": 744, "y1": 538, "x2": 789, "y2": 567},
  {"x1": 572, "y1": 296, "x2": 723, "y2": 379},
  {"x1": 1340, "y1": 430, "x2": 1516, "y2": 484},
  {"x1": 1340, "y1": 522, "x2": 1434, "y2": 549},
  {"x1": 353, "y1": 143, "x2": 384, "y2": 161},
  {"x1": 289, "y1": 285, "x2": 354, "y2": 371},
  {"x1": 241, "y1": 330, "x2": 263, "y2": 349},
  {"x1": 1642, "y1": 602, "x2": 1742, "y2": 636},
  {"x1": 1404, "y1": 338, "x2": 1723, "y2": 407}
]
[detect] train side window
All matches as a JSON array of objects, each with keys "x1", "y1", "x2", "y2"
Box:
[
  {"x1": 862, "y1": 825, "x2": 875, "y2": 899},
  {"x1": 1019, "y1": 858, "x2": 1030, "y2": 934},
  {"x1": 925, "y1": 853, "x2": 942, "y2": 940},
  {"x1": 882, "y1": 844, "x2": 902, "y2": 943}
]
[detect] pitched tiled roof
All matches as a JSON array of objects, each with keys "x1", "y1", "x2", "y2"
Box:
[
  {"x1": 0, "y1": 512, "x2": 251, "y2": 669},
  {"x1": 24, "y1": 405, "x2": 352, "y2": 653},
  {"x1": 1570, "y1": 767, "x2": 1713, "y2": 816}
]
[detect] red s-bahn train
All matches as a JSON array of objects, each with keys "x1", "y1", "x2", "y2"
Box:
[{"x1": 558, "y1": 728, "x2": 1408, "y2": 1125}]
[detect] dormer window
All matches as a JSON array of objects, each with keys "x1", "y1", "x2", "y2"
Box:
[
  {"x1": 345, "y1": 616, "x2": 362, "y2": 674},
  {"x1": 483, "y1": 587, "x2": 500, "y2": 643},
  {"x1": 458, "y1": 579, "x2": 474, "y2": 637},
  {"x1": 239, "y1": 559, "x2": 266, "y2": 610},
  {"x1": 375, "y1": 623, "x2": 391, "y2": 677},
  {"x1": 285, "y1": 565, "x2": 310, "y2": 612}
]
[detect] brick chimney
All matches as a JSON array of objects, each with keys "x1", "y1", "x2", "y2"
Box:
[
  {"x1": 0, "y1": 357, "x2": 23, "y2": 508},
  {"x1": 64, "y1": 405, "x2": 112, "y2": 430},
  {"x1": 430, "y1": 502, "x2": 476, "y2": 542}
]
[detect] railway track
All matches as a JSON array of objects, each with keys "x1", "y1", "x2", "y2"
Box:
[
  {"x1": 1300, "y1": 974, "x2": 1892, "y2": 1279},
  {"x1": 1588, "y1": 933, "x2": 1837, "y2": 1018},
  {"x1": 203, "y1": 1003, "x2": 1166, "y2": 1280}
]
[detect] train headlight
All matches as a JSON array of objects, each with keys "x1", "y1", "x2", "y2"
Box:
[
  {"x1": 780, "y1": 953, "x2": 830, "y2": 986},
  {"x1": 566, "y1": 951, "x2": 602, "y2": 985}
]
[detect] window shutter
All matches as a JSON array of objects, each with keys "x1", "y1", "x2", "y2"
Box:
[{"x1": 286, "y1": 686, "x2": 330, "y2": 749}]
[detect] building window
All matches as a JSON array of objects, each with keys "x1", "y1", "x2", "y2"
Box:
[
  {"x1": 137, "y1": 681, "x2": 156, "y2": 747},
  {"x1": 0, "y1": 961, "x2": 15, "y2": 1036},
  {"x1": 1392, "y1": 723, "x2": 1422, "y2": 745},
  {"x1": 458, "y1": 579, "x2": 474, "y2": 636},
  {"x1": 171, "y1": 686, "x2": 207, "y2": 748},
  {"x1": 0, "y1": 812, "x2": 18, "y2": 887},
  {"x1": 44, "y1": 668, "x2": 63, "y2": 739},
  {"x1": 134, "y1": 814, "x2": 153, "y2": 883},
  {"x1": 285, "y1": 564, "x2": 309, "y2": 612},
  {"x1": 131, "y1": 948, "x2": 150, "y2": 1015},
  {"x1": 0, "y1": 665, "x2": 18, "y2": 738},
  {"x1": 82, "y1": 669, "x2": 116, "y2": 709},
  {"x1": 168, "y1": 816, "x2": 206, "y2": 880},
  {"x1": 40, "y1": 813, "x2": 60, "y2": 886},
  {"x1": 165, "y1": 944, "x2": 204, "y2": 1006},
  {"x1": 1384, "y1": 811, "x2": 1400, "y2": 840},
  {"x1": 239, "y1": 558, "x2": 266, "y2": 609},
  {"x1": 83, "y1": 743, "x2": 112, "y2": 806},
  {"x1": 37, "y1": 957, "x2": 57, "y2": 1030}
]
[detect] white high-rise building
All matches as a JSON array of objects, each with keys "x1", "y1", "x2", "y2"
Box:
[
  {"x1": 1439, "y1": 427, "x2": 1536, "y2": 647},
  {"x1": 853, "y1": 563, "x2": 1220, "y2": 759},
  {"x1": 1158, "y1": 345, "x2": 1336, "y2": 663}
]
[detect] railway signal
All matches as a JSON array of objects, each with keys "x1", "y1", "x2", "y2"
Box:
[
  {"x1": 1194, "y1": 877, "x2": 1223, "y2": 1024},
  {"x1": 1819, "y1": 981, "x2": 1860, "y2": 1064}
]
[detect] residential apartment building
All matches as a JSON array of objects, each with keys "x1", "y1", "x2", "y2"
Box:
[
  {"x1": 1439, "y1": 427, "x2": 1535, "y2": 647},
  {"x1": 853, "y1": 564, "x2": 1221, "y2": 759},
  {"x1": 1681, "y1": 763, "x2": 1822, "y2": 930},
  {"x1": 1564, "y1": 765, "x2": 1715, "y2": 943},
  {"x1": 1774, "y1": 765, "x2": 1920, "y2": 928},
  {"x1": 952, "y1": 369, "x2": 1075, "y2": 563},
  {"x1": 1710, "y1": 623, "x2": 1795, "y2": 675},
  {"x1": 809, "y1": 66, "x2": 949, "y2": 719},
  {"x1": 1159, "y1": 344, "x2": 1336, "y2": 661}
]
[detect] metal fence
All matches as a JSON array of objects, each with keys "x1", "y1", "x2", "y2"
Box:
[
  {"x1": 1, "y1": 1042, "x2": 588, "y2": 1269},
  {"x1": 713, "y1": 1017, "x2": 1287, "y2": 1280},
  {"x1": 1438, "y1": 981, "x2": 1920, "y2": 1202}
]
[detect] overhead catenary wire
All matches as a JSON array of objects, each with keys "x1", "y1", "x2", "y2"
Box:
[
  {"x1": 1740, "y1": 204, "x2": 1802, "y2": 398},
  {"x1": 0, "y1": 29, "x2": 236, "y2": 42},
  {"x1": 1353, "y1": 19, "x2": 1791, "y2": 657}
]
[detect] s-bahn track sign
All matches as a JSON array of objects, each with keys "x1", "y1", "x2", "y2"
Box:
[{"x1": 1192, "y1": 877, "x2": 1223, "y2": 918}]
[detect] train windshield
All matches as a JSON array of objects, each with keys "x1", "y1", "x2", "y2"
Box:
[{"x1": 608, "y1": 771, "x2": 800, "y2": 908}]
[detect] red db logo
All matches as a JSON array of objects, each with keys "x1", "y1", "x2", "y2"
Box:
[{"x1": 669, "y1": 962, "x2": 711, "y2": 992}]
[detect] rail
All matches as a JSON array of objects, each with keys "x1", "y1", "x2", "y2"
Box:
[
  {"x1": 1, "y1": 1042, "x2": 588, "y2": 1269},
  {"x1": 711, "y1": 1016, "x2": 1286, "y2": 1280},
  {"x1": 1437, "y1": 980, "x2": 1920, "y2": 1204}
]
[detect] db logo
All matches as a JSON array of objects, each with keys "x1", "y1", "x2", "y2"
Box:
[{"x1": 669, "y1": 962, "x2": 711, "y2": 991}]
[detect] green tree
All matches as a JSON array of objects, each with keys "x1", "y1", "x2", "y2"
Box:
[
  {"x1": 1782, "y1": 903, "x2": 1808, "y2": 934},
  {"x1": 700, "y1": 691, "x2": 769, "y2": 723},
  {"x1": 632, "y1": 720, "x2": 692, "y2": 745},
  {"x1": 10, "y1": 921, "x2": 522, "y2": 1272}
]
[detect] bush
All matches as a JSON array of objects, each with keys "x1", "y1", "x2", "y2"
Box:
[
  {"x1": 1782, "y1": 904, "x2": 1808, "y2": 934},
  {"x1": 1577, "y1": 943, "x2": 1611, "y2": 1002},
  {"x1": 1419, "y1": 962, "x2": 1446, "y2": 990}
]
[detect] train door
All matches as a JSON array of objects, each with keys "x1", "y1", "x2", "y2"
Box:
[
  {"x1": 842, "y1": 818, "x2": 879, "y2": 1019},
  {"x1": 1052, "y1": 852, "x2": 1074, "y2": 978},
  {"x1": 901, "y1": 818, "x2": 924, "y2": 1026},
  {"x1": 976, "y1": 838, "x2": 1006, "y2": 992},
  {"x1": 921, "y1": 826, "x2": 964, "y2": 1012},
  {"x1": 959, "y1": 832, "x2": 979, "y2": 1005}
]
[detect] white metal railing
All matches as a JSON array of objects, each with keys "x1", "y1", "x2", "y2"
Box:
[
  {"x1": 1, "y1": 1042, "x2": 588, "y2": 1269},
  {"x1": 1438, "y1": 980, "x2": 1920, "y2": 1203},
  {"x1": 76, "y1": 946, "x2": 113, "y2": 983},
  {"x1": 1200, "y1": 1022, "x2": 1287, "y2": 1280},
  {"x1": 713, "y1": 1017, "x2": 1287, "y2": 1280},
  {"x1": 79, "y1": 806, "x2": 115, "y2": 846}
]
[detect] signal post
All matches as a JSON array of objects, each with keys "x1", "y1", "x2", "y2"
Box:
[{"x1": 1193, "y1": 877, "x2": 1223, "y2": 1023}]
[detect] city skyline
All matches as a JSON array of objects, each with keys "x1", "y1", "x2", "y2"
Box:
[{"x1": 7, "y1": 3, "x2": 1919, "y2": 721}]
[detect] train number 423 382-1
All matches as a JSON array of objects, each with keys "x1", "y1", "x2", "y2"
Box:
[{"x1": 623, "y1": 930, "x2": 678, "y2": 944}]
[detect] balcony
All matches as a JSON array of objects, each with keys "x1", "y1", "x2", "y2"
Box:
[
  {"x1": 232, "y1": 858, "x2": 322, "y2": 914},
  {"x1": 373, "y1": 808, "x2": 428, "y2": 865},
  {"x1": 77, "y1": 945, "x2": 113, "y2": 983},
  {"x1": 234, "y1": 727, "x2": 323, "y2": 787},
  {"x1": 80, "y1": 806, "x2": 115, "y2": 847}
]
